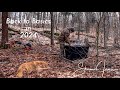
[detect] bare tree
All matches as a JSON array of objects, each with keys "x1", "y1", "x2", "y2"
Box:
[
  {"x1": 1, "y1": 12, "x2": 8, "y2": 49},
  {"x1": 113, "y1": 12, "x2": 119, "y2": 47},
  {"x1": 62, "y1": 12, "x2": 67, "y2": 29},
  {"x1": 95, "y1": 12, "x2": 104, "y2": 63},
  {"x1": 61, "y1": 12, "x2": 71, "y2": 29},
  {"x1": 85, "y1": 12, "x2": 91, "y2": 46},
  {"x1": 102, "y1": 12, "x2": 110, "y2": 48},
  {"x1": 50, "y1": 12, "x2": 54, "y2": 46},
  {"x1": 71, "y1": 13, "x2": 75, "y2": 27},
  {"x1": 85, "y1": 12, "x2": 91, "y2": 33}
]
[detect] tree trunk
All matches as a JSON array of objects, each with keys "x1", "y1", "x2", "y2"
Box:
[
  {"x1": 96, "y1": 22, "x2": 100, "y2": 64},
  {"x1": 95, "y1": 12, "x2": 103, "y2": 64},
  {"x1": 37, "y1": 12, "x2": 40, "y2": 28},
  {"x1": 113, "y1": 12, "x2": 119, "y2": 47},
  {"x1": 42, "y1": 12, "x2": 46, "y2": 31},
  {"x1": 77, "y1": 12, "x2": 82, "y2": 39},
  {"x1": 103, "y1": 12, "x2": 107, "y2": 48},
  {"x1": 1, "y1": 12, "x2": 8, "y2": 49},
  {"x1": 85, "y1": 12, "x2": 90, "y2": 33},
  {"x1": 54, "y1": 12, "x2": 58, "y2": 32},
  {"x1": 71, "y1": 14, "x2": 75, "y2": 27},
  {"x1": 103, "y1": 12, "x2": 109, "y2": 48},
  {"x1": 50, "y1": 12, "x2": 54, "y2": 46},
  {"x1": 85, "y1": 12, "x2": 90, "y2": 45},
  {"x1": 63, "y1": 13, "x2": 67, "y2": 29}
]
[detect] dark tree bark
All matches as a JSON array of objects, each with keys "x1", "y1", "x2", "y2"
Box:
[
  {"x1": 113, "y1": 12, "x2": 119, "y2": 47},
  {"x1": 71, "y1": 13, "x2": 75, "y2": 27},
  {"x1": 1, "y1": 12, "x2": 8, "y2": 49},
  {"x1": 61, "y1": 12, "x2": 69, "y2": 29},
  {"x1": 103, "y1": 12, "x2": 109, "y2": 48},
  {"x1": 36, "y1": 12, "x2": 40, "y2": 28},
  {"x1": 50, "y1": 12, "x2": 54, "y2": 46},
  {"x1": 96, "y1": 12, "x2": 103, "y2": 64},
  {"x1": 77, "y1": 12, "x2": 82, "y2": 39}
]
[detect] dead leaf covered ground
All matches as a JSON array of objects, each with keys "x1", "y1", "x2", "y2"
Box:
[{"x1": 0, "y1": 43, "x2": 120, "y2": 78}]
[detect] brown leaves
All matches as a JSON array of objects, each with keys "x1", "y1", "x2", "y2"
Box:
[
  {"x1": 0, "y1": 56, "x2": 10, "y2": 63},
  {"x1": 0, "y1": 40, "x2": 120, "y2": 78}
]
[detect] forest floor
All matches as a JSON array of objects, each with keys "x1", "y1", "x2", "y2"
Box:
[
  {"x1": 0, "y1": 26, "x2": 120, "y2": 78},
  {"x1": 1, "y1": 42, "x2": 120, "y2": 78}
]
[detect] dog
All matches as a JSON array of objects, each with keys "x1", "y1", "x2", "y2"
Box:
[{"x1": 16, "y1": 61, "x2": 50, "y2": 78}]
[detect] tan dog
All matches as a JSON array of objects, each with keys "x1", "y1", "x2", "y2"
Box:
[{"x1": 16, "y1": 61, "x2": 50, "y2": 78}]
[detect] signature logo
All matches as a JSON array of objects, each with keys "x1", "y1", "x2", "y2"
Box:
[{"x1": 72, "y1": 60, "x2": 119, "y2": 78}]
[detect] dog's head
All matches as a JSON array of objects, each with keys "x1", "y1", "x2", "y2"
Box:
[{"x1": 34, "y1": 61, "x2": 50, "y2": 69}]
